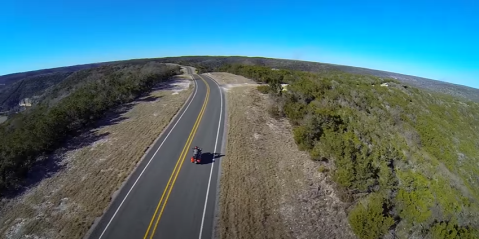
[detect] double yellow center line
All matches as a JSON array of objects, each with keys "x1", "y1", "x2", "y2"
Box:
[{"x1": 143, "y1": 75, "x2": 210, "y2": 239}]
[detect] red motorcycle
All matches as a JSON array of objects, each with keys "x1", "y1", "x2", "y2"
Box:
[{"x1": 191, "y1": 147, "x2": 202, "y2": 164}]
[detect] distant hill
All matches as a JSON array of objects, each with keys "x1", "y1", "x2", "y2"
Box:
[
  {"x1": 329, "y1": 64, "x2": 479, "y2": 102},
  {"x1": 1, "y1": 56, "x2": 477, "y2": 109},
  {"x1": 0, "y1": 72, "x2": 73, "y2": 112},
  {"x1": 0, "y1": 63, "x2": 121, "y2": 112},
  {"x1": 151, "y1": 56, "x2": 479, "y2": 102},
  {"x1": 0, "y1": 63, "x2": 112, "y2": 112},
  {"x1": 0, "y1": 63, "x2": 109, "y2": 86}
]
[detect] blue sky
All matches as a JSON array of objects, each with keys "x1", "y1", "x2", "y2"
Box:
[{"x1": 1, "y1": 0, "x2": 478, "y2": 88}]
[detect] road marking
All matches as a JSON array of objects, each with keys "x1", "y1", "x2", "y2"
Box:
[
  {"x1": 198, "y1": 75, "x2": 223, "y2": 239},
  {"x1": 97, "y1": 68, "x2": 198, "y2": 239},
  {"x1": 144, "y1": 75, "x2": 211, "y2": 239},
  {"x1": 148, "y1": 76, "x2": 211, "y2": 238},
  {"x1": 142, "y1": 92, "x2": 204, "y2": 237}
]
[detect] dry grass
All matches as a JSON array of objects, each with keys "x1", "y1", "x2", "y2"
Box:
[
  {"x1": 206, "y1": 72, "x2": 256, "y2": 85},
  {"x1": 216, "y1": 82, "x2": 357, "y2": 239},
  {"x1": 0, "y1": 70, "x2": 193, "y2": 239}
]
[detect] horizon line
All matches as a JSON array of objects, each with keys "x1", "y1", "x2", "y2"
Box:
[{"x1": 0, "y1": 55, "x2": 475, "y2": 90}]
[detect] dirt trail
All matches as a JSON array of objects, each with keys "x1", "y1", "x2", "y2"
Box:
[
  {"x1": 212, "y1": 73, "x2": 356, "y2": 239},
  {"x1": 0, "y1": 69, "x2": 193, "y2": 239}
]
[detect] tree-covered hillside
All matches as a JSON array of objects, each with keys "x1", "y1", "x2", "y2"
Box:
[
  {"x1": 2, "y1": 56, "x2": 477, "y2": 114},
  {"x1": 153, "y1": 56, "x2": 479, "y2": 102},
  {"x1": 0, "y1": 62, "x2": 181, "y2": 195},
  {"x1": 0, "y1": 72, "x2": 73, "y2": 112},
  {"x1": 0, "y1": 63, "x2": 109, "y2": 86},
  {"x1": 214, "y1": 64, "x2": 479, "y2": 239}
]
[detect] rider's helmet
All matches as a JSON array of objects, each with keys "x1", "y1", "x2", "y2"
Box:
[{"x1": 194, "y1": 146, "x2": 198, "y2": 149}]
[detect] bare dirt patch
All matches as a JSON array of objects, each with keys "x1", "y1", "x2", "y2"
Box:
[
  {"x1": 206, "y1": 72, "x2": 256, "y2": 85},
  {"x1": 169, "y1": 74, "x2": 193, "y2": 95},
  {"x1": 206, "y1": 72, "x2": 260, "y2": 93},
  {"x1": 0, "y1": 71, "x2": 193, "y2": 239},
  {"x1": 217, "y1": 85, "x2": 357, "y2": 239}
]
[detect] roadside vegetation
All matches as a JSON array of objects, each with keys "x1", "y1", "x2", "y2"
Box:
[
  {"x1": 1, "y1": 55, "x2": 478, "y2": 238},
  {"x1": 215, "y1": 76, "x2": 356, "y2": 238},
  {"x1": 0, "y1": 62, "x2": 181, "y2": 196},
  {"x1": 212, "y1": 64, "x2": 479, "y2": 239},
  {"x1": 0, "y1": 65, "x2": 192, "y2": 239},
  {"x1": 154, "y1": 56, "x2": 479, "y2": 103}
]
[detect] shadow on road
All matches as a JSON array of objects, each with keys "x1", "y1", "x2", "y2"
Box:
[{"x1": 197, "y1": 152, "x2": 225, "y2": 165}]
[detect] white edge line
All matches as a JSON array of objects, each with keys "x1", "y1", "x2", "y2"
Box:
[
  {"x1": 211, "y1": 79, "x2": 227, "y2": 239},
  {"x1": 98, "y1": 71, "x2": 198, "y2": 239},
  {"x1": 198, "y1": 75, "x2": 223, "y2": 239}
]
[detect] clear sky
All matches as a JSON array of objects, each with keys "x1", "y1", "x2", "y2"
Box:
[{"x1": 1, "y1": 0, "x2": 478, "y2": 88}]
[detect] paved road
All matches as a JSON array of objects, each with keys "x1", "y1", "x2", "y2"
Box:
[{"x1": 87, "y1": 66, "x2": 225, "y2": 239}]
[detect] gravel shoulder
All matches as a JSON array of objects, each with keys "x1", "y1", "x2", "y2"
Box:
[
  {"x1": 0, "y1": 70, "x2": 194, "y2": 239},
  {"x1": 212, "y1": 73, "x2": 357, "y2": 239}
]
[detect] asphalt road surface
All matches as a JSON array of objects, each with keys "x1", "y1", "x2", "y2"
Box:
[{"x1": 87, "y1": 66, "x2": 225, "y2": 239}]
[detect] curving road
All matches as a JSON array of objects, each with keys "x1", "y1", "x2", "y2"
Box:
[{"x1": 87, "y1": 66, "x2": 225, "y2": 239}]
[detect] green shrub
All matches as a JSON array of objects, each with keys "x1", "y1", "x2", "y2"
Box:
[
  {"x1": 429, "y1": 221, "x2": 479, "y2": 239},
  {"x1": 348, "y1": 193, "x2": 395, "y2": 239},
  {"x1": 293, "y1": 125, "x2": 313, "y2": 151},
  {"x1": 283, "y1": 101, "x2": 307, "y2": 125},
  {"x1": 318, "y1": 165, "x2": 329, "y2": 173},
  {"x1": 257, "y1": 85, "x2": 270, "y2": 94},
  {"x1": 396, "y1": 170, "x2": 434, "y2": 225}
]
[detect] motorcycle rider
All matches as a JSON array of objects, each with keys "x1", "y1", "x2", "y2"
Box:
[{"x1": 193, "y1": 146, "x2": 202, "y2": 158}]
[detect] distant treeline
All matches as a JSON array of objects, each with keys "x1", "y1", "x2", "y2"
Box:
[
  {"x1": 0, "y1": 62, "x2": 181, "y2": 195},
  {"x1": 212, "y1": 64, "x2": 479, "y2": 239},
  {"x1": 157, "y1": 56, "x2": 479, "y2": 103}
]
